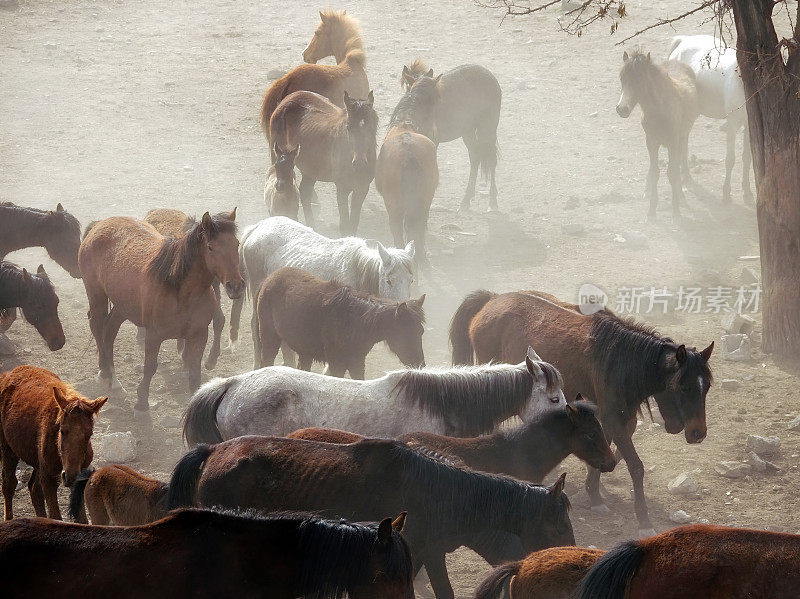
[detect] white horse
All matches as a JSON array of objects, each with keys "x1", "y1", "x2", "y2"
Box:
[
  {"x1": 669, "y1": 34, "x2": 753, "y2": 204},
  {"x1": 228, "y1": 216, "x2": 417, "y2": 367},
  {"x1": 183, "y1": 347, "x2": 567, "y2": 444}
]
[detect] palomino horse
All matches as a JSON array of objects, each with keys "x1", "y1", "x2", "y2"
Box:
[
  {"x1": 289, "y1": 395, "x2": 617, "y2": 483},
  {"x1": 79, "y1": 211, "x2": 244, "y2": 417},
  {"x1": 0, "y1": 509, "x2": 414, "y2": 599},
  {"x1": 0, "y1": 366, "x2": 106, "y2": 520},
  {"x1": 229, "y1": 217, "x2": 416, "y2": 366},
  {"x1": 580, "y1": 525, "x2": 800, "y2": 598},
  {"x1": 255, "y1": 266, "x2": 425, "y2": 375},
  {"x1": 69, "y1": 465, "x2": 168, "y2": 525},
  {"x1": 0, "y1": 262, "x2": 65, "y2": 350},
  {"x1": 376, "y1": 75, "x2": 440, "y2": 264},
  {"x1": 401, "y1": 60, "x2": 501, "y2": 211},
  {"x1": 477, "y1": 546, "x2": 604, "y2": 599},
  {"x1": 669, "y1": 34, "x2": 753, "y2": 204},
  {"x1": 167, "y1": 437, "x2": 574, "y2": 599},
  {"x1": 449, "y1": 290, "x2": 713, "y2": 536},
  {"x1": 270, "y1": 90, "x2": 377, "y2": 234},
  {"x1": 142, "y1": 208, "x2": 227, "y2": 370},
  {"x1": 616, "y1": 50, "x2": 699, "y2": 220},
  {"x1": 182, "y1": 348, "x2": 565, "y2": 444},
  {"x1": 264, "y1": 144, "x2": 300, "y2": 219},
  {"x1": 261, "y1": 9, "x2": 369, "y2": 137}
]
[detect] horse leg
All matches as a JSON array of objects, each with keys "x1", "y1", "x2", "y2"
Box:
[
  {"x1": 423, "y1": 551, "x2": 456, "y2": 599},
  {"x1": 346, "y1": 358, "x2": 366, "y2": 380},
  {"x1": 297, "y1": 354, "x2": 314, "y2": 371},
  {"x1": 27, "y1": 468, "x2": 46, "y2": 517},
  {"x1": 299, "y1": 176, "x2": 318, "y2": 230},
  {"x1": 205, "y1": 282, "x2": 224, "y2": 370},
  {"x1": 335, "y1": 184, "x2": 351, "y2": 237},
  {"x1": 459, "y1": 131, "x2": 480, "y2": 212},
  {"x1": 136, "y1": 332, "x2": 163, "y2": 416},
  {"x1": 615, "y1": 433, "x2": 653, "y2": 537},
  {"x1": 87, "y1": 289, "x2": 112, "y2": 386},
  {"x1": 326, "y1": 362, "x2": 348, "y2": 378},
  {"x1": 102, "y1": 307, "x2": 127, "y2": 395},
  {"x1": 388, "y1": 207, "x2": 406, "y2": 248},
  {"x1": 667, "y1": 143, "x2": 684, "y2": 220},
  {"x1": 258, "y1": 316, "x2": 282, "y2": 369},
  {"x1": 723, "y1": 120, "x2": 736, "y2": 203},
  {"x1": 1, "y1": 448, "x2": 19, "y2": 520},
  {"x1": 280, "y1": 344, "x2": 297, "y2": 368},
  {"x1": 348, "y1": 185, "x2": 369, "y2": 236},
  {"x1": 680, "y1": 129, "x2": 698, "y2": 195},
  {"x1": 41, "y1": 473, "x2": 62, "y2": 520},
  {"x1": 251, "y1": 310, "x2": 263, "y2": 371},
  {"x1": 136, "y1": 326, "x2": 145, "y2": 346},
  {"x1": 741, "y1": 124, "x2": 754, "y2": 205},
  {"x1": 644, "y1": 134, "x2": 660, "y2": 221},
  {"x1": 182, "y1": 328, "x2": 208, "y2": 394}
]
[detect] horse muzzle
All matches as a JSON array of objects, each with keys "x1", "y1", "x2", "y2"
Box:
[
  {"x1": 302, "y1": 47, "x2": 317, "y2": 64},
  {"x1": 616, "y1": 104, "x2": 632, "y2": 118},
  {"x1": 224, "y1": 280, "x2": 246, "y2": 300},
  {"x1": 48, "y1": 333, "x2": 66, "y2": 351},
  {"x1": 61, "y1": 470, "x2": 76, "y2": 487},
  {"x1": 685, "y1": 425, "x2": 707, "y2": 444}
]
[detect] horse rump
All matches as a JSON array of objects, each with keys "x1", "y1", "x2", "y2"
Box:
[
  {"x1": 449, "y1": 289, "x2": 497, "y2": 365},
  {"x1": 475, "y1": 561, "x2": 520, "y2": 599},
  {"x1": 578, "y1": 540, "x2": 644, "y2": 599}
]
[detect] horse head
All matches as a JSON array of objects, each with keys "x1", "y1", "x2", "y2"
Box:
[
  {"x1": 616, "y1": 50, "x2": 653, "y2": 118},
  {"x1": 53, "y1": 386, "x2": 106, "y2": 487},
  {"x1": 20, "y1": 265, "x2": 65, "y2": 351},
  {"x1": 343, "y1": 90, "x2": 378, "y2": 171},
  {"x1": 375, "y1": 241, "x2": 415, "y2": 301},
  {"x1": 200, "y1": 210, "x2": 245, "y2": 299}
]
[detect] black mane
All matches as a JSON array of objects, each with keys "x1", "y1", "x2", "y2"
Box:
[
  {"x1": 323, "y1": 285, "x2": 425, "y2": 328},
  {"x1": 389, "y1": 76, "x2": 439, "y2": 137}
]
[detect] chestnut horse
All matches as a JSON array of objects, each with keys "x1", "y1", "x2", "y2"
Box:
[
  {"x1": 69, "y1": 465, "x2": 168, "y2": 525},
  {"x1": 401, "y1": 60, "x2": 501, "y2": 211},
  {"x1": 265, "y1": 144, "x2": 300, "y2": 219},
  {"x1": 0, "y1": 262, "x2": 65, "y2": 351},
  {"x1": 0, "y1": 508, "x2": 414, "y2": 599},
  {"x1": 167, "y1": 436, "x2": 574, "y2": 599},
  {"x1": 79, "y1": 211, "x2": 244, "y2": 417},
  {"x1": 449, "y1": 290, "x2": 714, "y2": 536},
  {"x1": 376, "y1": 75, "x2": 440, "y2": 264},
  {"x1": 261, "y1": 9, "x2": 369, "y2": 137},
  {"x1": 580, "y1": 524, "x2": 800, "y2": 599},
  {"x1": 0, "y1": 366, "x2": 106, "y2": 520},
  {"x1": 269, "y1": 90, "x2": 377, "y2": 234},
  {"x1": 255, "y1": 266, "x2": 425, "y2": 376}
]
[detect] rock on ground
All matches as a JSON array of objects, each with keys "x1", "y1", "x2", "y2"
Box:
[
  {"x1": 668, "y1": 472, "x2": 698, "y2": 495},
  {"x1": 99, "y1": 431, "x2": 137, "y2": 463},
  {"x1": 746, "y1": 434, "x2": 781, "y2": 458},
  {"x1": 715, "y1": 461, "x2": 752, "y2": 479},
  {"x1": 670, "y1": 510, "x2": 691, "y2": 524}
]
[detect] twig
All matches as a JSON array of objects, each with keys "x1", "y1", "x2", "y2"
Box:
[{"x1": 616, "y1": 0, "x2": 718, "y2": 44}]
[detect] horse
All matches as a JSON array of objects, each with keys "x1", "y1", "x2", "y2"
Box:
[
  {"x1": 376, "y1": 75, "x2": 440, "y2": 264},
  {"x1": 449, "y1": 290, "x2": 714, "y2": 536},
  {"x1": 669, "y1": 34, "x2": 753, "y2": 205},
  {"x1": 142, "y1": 208, "x2": 227, "y2": 370},
  {"x1": 0, "y1": 366, "x2": 106, "y2": 520},
  {"x1": 0, "y1": 508, "x2": 414, "y2": 599},
  {"x1": 228, "y1": 217, "x2": 416, "y2": 368},
  {"x1": 167, "y1": 436, "x2": 575, "y2": 599},
  {"x1": 265, "y1": 143, "x2": 300, "y2": 219},
  {"x1": 182, "y1": 347, "x2": 565, "y2": 444},
  {"x1": 579, "y1": 524, "x2": 800, "y2": 599},
  {"x1": 79, "y1": 210, "x2": 244, "y2": 417},
  {"x1": 255, "y1": 266, "x2": 426, "y2": 376},
  {"x1": 289, "y1": 395, "x2": 616, "y2": 483},
  {"x1": 261, "y1": 9, "x2": 369, "y2": 137},
  {"x1": 68, "y1": 465, "x2": 168, "y2": 525},
  {"x1": 0, "y1": 262, "x2": 65, "y2": 351},
  {"x1": 401, "y1": 60, "x2": 501, "y2": 211},
  {"x1": 477, "y1": 546, "x2": 604, "y2": 599},
  {"x1": 616, "y1": 50, "x2": 699, "y2": 221}
]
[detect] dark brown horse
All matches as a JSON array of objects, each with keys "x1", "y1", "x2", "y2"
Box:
[
  {"x1": 265, "y1": 144, "x2": 301, "y2": 219},
  {"x1": 402, "y1": 60, "x2": 501, "y2": 211},
  {"x1": 269, "y1": 90, "x2": 378, "y2": 234},
  {"x1": 0, "y1": 262, "x2": 65, "y2": 351},
  {"x1": 79, "y1": 211, "x2": 244, "y2": 417},
  {"x1": 0, "y1": 365, "x2": 106, "y2": 520},
  {"x1": 167, "y1": 436, "x2": 574, "y2": 599},
  {"x1": 255, "y1": 266, "x2": 425, "y2": 376},
  {"x1": 376, "y1": 76, "x2": 440, "y2": 264},
  {"x1": 0, "y1": 508, "x2": 414, "y2": 599},
  {"x1": 580, "y1": 524, "x2": 800, "y2": 599},
  {"x1": 449, "y1": 290, "x2": 713, "y2": 536},
  {"x1": 261, "y1": 9, "x2": 370, "y2": 137},
  {"x1": 68, "y1": 465, "x2": 168, "y2": 525},
  {"x1": 289, "y1": 395, "x2": 616, "y2": 483}
]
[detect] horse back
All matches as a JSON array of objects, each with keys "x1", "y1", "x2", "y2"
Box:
[
  {"x1": 376, "y1": 128, "x2": 438, "y2": 209},
  {"x1": 144, "y1": 208, "x2": 189, "y2": 239},
  {"x1": 514, "y1": 546, "x2": 604, "y2": 598},
  {"x1": 436, "y1": 64, "x2": 501, "y2": 142}
]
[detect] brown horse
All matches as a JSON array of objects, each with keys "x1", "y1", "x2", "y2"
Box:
[
  {"x1": 0, "y1": 508, "x2": 414, "y2": 599},
  {"x1": 255, "y1": 266, "x2": 425, "y2": 377},
  {"x1": 449, "y1": 290, "x2": 713, "y2": 536},
  {"x1": 402, "y1": 60, "x2": 501, "y2": 211},
  {"x1": 68, "y1": 465, "x2": 168, "y2": 525},
  {"x1": 0, "y1": 366, "x2": 106, "y2": 520},
  {"x1": 288, "y1": 395, "x2": 616, "y2": 483},
  {"x1": 270, "y1": 90, "x2": 378, "y2": 234},
  {"x1": 477, "y1": 546, "x2": 604, "y2": 599},
  {"x1": 261, "y1": 9, "x2": 369, "y2": 137},
  {"x1": 376, "y1": 76, "x2": 440, "y2": 264},
  {"x1": 265, "y1": 143, "x2": 301, "y2": 219},
  {"x1": 0, "y1": 262, "x2": 65, "y2": 351},
  {"x1": 616, "y1": 50, "x2": 699, "y2": 220},
  {"x1": 580, "y1": 524, "x2": 800, "y2": 599},
  {"x1": 79, "y1": 211, "x2": 244, "y2": 416}
]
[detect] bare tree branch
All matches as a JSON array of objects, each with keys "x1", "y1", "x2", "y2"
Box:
[{"x1": 615, "y1": 0, "x2": 720, "y2": 44}]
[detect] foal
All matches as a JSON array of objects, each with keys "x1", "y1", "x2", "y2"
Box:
[
  {"x1": 264, "y1": 144, "x2": 300, "y2": 219},
  {"x1": 0, "y1": 262, "x2": 65, "y2": 351},
  {"x1": 255, "y1": 266, "x2": 425, "y2": 377}
]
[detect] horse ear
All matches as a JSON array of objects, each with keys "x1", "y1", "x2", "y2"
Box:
[
  {"x1": 434, "y1": 74, "x2": 442, "y2": 83},
  {"x1": 573, "y1": 393, "x2": 583, "y2": 402},
  {"x1": 86, "y1": 396, "x2": 108, "y2": 413},
  {"x1": 343, "y1": 90, "x2": 351, "y2": 106},
  {"x1": 291, "y1": 145, "x2": 300, "y2": 159},
  {"x1": 228, "y1": 207, "x2": 237, "y2": 221},
  {"x1": 52, "y1": 386, "x2": 70, "y2": 412},
  {"x1": 272, "y1": 140, "x2": 279, "y2": 157},
  {"x1": 366, "y1": 90, "x2": 374, "y2": 107},
  {"x1": 414, "y1": 293, "x2": 426, "y2": 307},
  {"x1": 525, "y1": 354, "x2": 544, "y2": 378},
  {"x1": 404, "y1": 239, "x2": 415, "y2": 258},
  {"x1": 549, "y1": 472, "x2": 567, "y2": 496},
  {"x1": 377, "y1": 242, "x2": 391, "y2": 266},
  {"x1": 700, "y1": 341, "x2": 714, "y2": 362},
  {"x1": 319, "y1": 10, "x2": 327, "y2": 22},
  {"x1": 22, "y1": 268, "x2": 31, "y2": 283},
  {"x1": 36, "y1": 264, "x2": 47, "y2": 277},
  {"x1": 402, "y1": 65, "x2": 411, "y2": 77},
  {"x1": 526, "y1": 345, "x2": 542, "y2": 363},
  {"x1": 396, "y1": 302, "x2": 409, "y2": 316},
  {"x1": 675, "y1": 344, "x2": 687, "y2": 365},
  {"x1": 646, "y1": 52, "x2": 651, "y2": 62},
  {"x1": 377, "y1": 517, "x2": 393, "y2": 547},
  {"x1": 623, "y1": 50, "x2": 629, "y2": 62},
  {"x1": 392, "y1": 511, "x2": 407, "y2": 533},
  {"x1": 201, "y1": 212, "x2": 213, "y2": 230},
  {"x1": 566, "y1": 402, "x2": 579, "y2": 419},
  {"x1": 56, "y1": 202, "x2": 64, "y2": 212}
]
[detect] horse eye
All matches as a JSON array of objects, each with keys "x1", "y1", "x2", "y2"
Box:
[
  {"x1": 207, "y1": 244, "x2": 214, "y2": 252},
  {"x1": 386, "y1": 280, "x2": 392, "y2": 286}
]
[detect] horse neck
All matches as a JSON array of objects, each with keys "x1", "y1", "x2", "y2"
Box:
[
  {"x1": 638, "y1": 67, "x2": 677, "y2": 118},
  {"x1": 334, "y1": 30, "x2": 364, "y2": 65},
  {"x1": 0, "y1": 208, "x2": 52, "y2": 256},
  {"x1": 177, "y1": 258, "x2": 215, "y2": 299},
  {"x1": 507, "y1": 416, "x2": 571, "y2": 482},
  {"x1": 353, "y1": 250, "x2": 380, "y2": 295},
  {"x1": 0, "y1": 268, "x2": 27, "y2": 310}
]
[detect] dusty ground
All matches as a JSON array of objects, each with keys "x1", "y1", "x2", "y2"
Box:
[{"x1": 2, "y1": 0, "x2": 799, "y2": 596}]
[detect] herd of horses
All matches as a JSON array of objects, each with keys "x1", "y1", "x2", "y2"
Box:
[{"x1": 0, "y1": 7, "x2": 782, "y2": 599}]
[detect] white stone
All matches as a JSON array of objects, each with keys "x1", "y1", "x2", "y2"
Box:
[
  {"x1": 721, "y1": 334, "x2": 751, "y2": 361},
  {"x1": 100, "y1": 431, "x2": 137, "y2": 463},
  {"x1": 721, "y1": 312, "x2": 756, "y2": 335},
  {"x1": 721, "y1": 379, "x2": 740, "y2": 391},
  {"x1": 788, "y1": 415, "x2": 800, "y2": 432},
  {"x1": 746, "y1": 434, "x2": 780, "y2": 457},
  {"x1": 667, "y1": 472, "x2": 698, "y2": 495},
  {"x1": 670, "y1": 510, "x2": 691, "y2": 524},
  {"x1": 715, "y1": 461, "x2": 751, "y2": 479},
  {"x1": 747, "y1": 451, "x2": 767, "y2": 472}
]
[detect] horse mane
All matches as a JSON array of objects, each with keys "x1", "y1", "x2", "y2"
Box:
[
  {"x1": 0, "y1": 261, "x2": 56, "y2": 317},
  {"x1": 320, "y1": 9, "x2": 365, "y2": 67},
  {"x1": 406, "y1": 58, "x2": 430, "y2": 78},
  {"x1": 351, "y1": 244, "x2": 413, "y2": 296},
  {"x1": 389, "y1": 77, "x2": 440, "y2": 136},
  {"x1": 299, "y1": 100, "x2": 348, "y2": 137},
  {"x1": 146, "y1": 212, "x2": 237, "y2": 289},
  {"x1": 323, "y1": 286, "x2": 425, "y2": 329},
  {"x1": 0, "y1": 201, "x2": 80, "y2": 240}
]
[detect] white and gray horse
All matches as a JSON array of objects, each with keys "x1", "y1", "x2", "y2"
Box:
[
  {"x1": 183, "y1": 348, "x2": 566, "y2": 444},
  {"x1": 228, "y1": 216, "x2": 417, "y2": 367},
  {"x1": 669, "y1": 34, "x2": 753, "y2": 204}
]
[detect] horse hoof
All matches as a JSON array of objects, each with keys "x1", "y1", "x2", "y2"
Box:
[
  {"x1": 204, "y1": 358, "x2": 218, "y2": 371},
  {"x1": 133, "y1": 408, "x2": 153, "y2": 427},
  {"x1": 638, "y1": 528, "x2": 656, "y2": 538},
  {"x1": 590, "y1": 504, "x2": 612, "y2": 515}
]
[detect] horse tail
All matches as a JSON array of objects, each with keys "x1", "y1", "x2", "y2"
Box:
[
  {"x1": 474, "y1": 561, "x2": 519, "y2": 599},
  {"x1": 261, "y1": 75, "x2": 291, "y2": 140},
  {"x1": 449, "y1": 290, "x2": 496, "y2": 365},
  {"x1": 183, "y1": 378, "x2": 230, "y2": 446},
  {"x1": 166, "y1": 444, "x2": 214, "y2": 510},
  {"x1": 478, "y1": 136, "x2": 499, "y2": 182},
  {"x1": 477, "y1": 80, "x2": 501, "y2": 182},
  {"x1": 668, "y1": 35, "x2": 684, "y2": 59},
  {"x1": 68, "y1": 468, "x2": 95, "y2": 522},
  {"x1": 578, "y1": 540, "x2": 644, "y2": 599}
]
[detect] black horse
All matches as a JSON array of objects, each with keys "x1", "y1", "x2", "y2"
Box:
[{"x1": 0, "y1": 262, "x2": 64, "y2": 350}]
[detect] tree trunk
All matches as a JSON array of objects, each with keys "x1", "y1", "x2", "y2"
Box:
[{"x1": 733, "y1": 0, "x2": 800, "y2": 356}]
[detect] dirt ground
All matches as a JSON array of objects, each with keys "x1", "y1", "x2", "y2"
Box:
[{"x1": 2, "y1": 1, "x2": 799, "y2": 596}]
